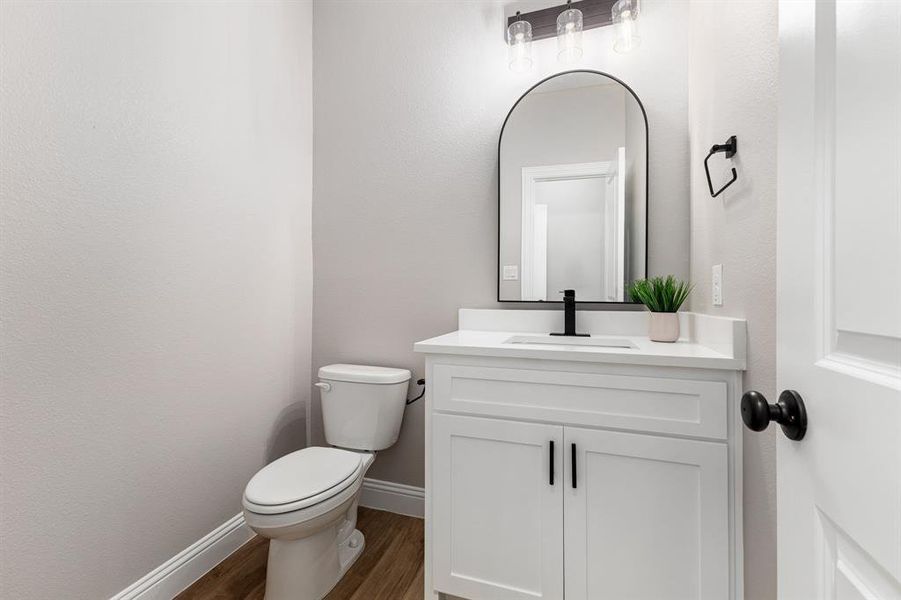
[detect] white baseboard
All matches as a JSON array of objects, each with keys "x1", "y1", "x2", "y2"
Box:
[
  {"x1": 359, "y1": 477, "x2": 425, "y2": 518},
  {"x1": 110, "y1": 513, "x2": 253, "y2": 600},
  {"x1": 110, "y1": 478, "x2": 422, "y2": 600}
]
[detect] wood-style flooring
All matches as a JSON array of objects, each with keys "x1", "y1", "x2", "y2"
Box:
[{"x1": 176, "y1": 507, "x2": 424, "y2": 600}]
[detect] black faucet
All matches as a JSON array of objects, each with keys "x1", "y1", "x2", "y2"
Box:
[{"x1": 550, "y1": 289, "x2": 589, "y2": 337}]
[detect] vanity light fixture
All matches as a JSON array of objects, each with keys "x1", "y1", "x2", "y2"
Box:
[
  {"x1": 505, "y1": 0, "x2": 641, "y2": 60},
  {"x1": 556, "y1": 0, "x2": 584, "y2": 63},
  {"x1": 611, "y1": 0, "x2": 640, "y2": 53},
  {"x1": 507, "y1": 12, "x2": 533, "y2": 72}
]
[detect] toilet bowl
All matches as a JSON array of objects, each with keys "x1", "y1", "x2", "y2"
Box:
[
  {"x1": 242, "y1": 364, "x2": 411, "y2": 600},
  {"x1": 243, "y1": 448, "x2": 374, "y2": 600}
]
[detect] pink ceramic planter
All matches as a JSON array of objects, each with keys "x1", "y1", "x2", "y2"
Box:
[{"x1": 648, "y1": 312, "x2": 680, "y2": 342}]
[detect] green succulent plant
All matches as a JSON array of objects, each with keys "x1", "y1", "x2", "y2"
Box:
[{"x1": 628, "y1": 276, "x2": 694, "y2": 313}]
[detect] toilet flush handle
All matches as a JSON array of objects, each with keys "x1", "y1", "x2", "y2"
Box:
[{"x1": 314, "y1": 382, "x2": 331, "y2": 392}]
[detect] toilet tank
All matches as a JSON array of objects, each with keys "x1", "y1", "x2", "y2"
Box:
[{"x1": 317, "y1": 364, "x2": 411, "y2": 451}]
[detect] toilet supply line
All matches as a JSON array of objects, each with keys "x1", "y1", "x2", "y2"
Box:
[{"x1": 406, "y1": 379, "x2": 426, "y2": 405}]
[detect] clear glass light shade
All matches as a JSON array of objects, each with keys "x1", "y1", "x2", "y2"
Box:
[
  {"x1": 507, "y1": 19, "x2": 533, "y2": 72},
  {"x1": 556, "y1": 7, "x2": 583, "y2": 63},
  {"x1": 612, "y1": 0, "x2": 640, "y2": 53}
]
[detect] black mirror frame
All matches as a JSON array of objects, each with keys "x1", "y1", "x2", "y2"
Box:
[{"x1": 497, "y1": 69, "x2": 649, "y2": 304}]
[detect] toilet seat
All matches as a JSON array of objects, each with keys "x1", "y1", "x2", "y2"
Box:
[{"x1": 243, "y1": 447, "x2": 365, "y2": 515}]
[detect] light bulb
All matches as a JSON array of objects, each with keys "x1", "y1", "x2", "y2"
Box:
[
  {"x1": 612, "y1": 0, "x2": 641, "y2": 53},
  {"x1": 556, "y1": 4, "x2": 583, "y2": 63},
  {"x1": 507, "y1": 15, "x2": 533, "y2": 72}
]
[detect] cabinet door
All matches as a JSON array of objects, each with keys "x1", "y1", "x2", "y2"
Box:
[
  {"x1": 432, "y1": 414, "x2": 563, "y2": 600},
  {"x1": 564, "y1": 427, "x2": 729, "y2": 600}
]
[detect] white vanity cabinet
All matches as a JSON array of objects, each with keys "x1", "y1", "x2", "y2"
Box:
[
  {"x1": 416, "y1": 310, "x2": 747, "y2": 600},
  {"x1": 432, "y1": 414, "x2": 564, "y2": 600},
  {"x1": 563, "y1": 426, "x2": 729, "y2": 600}
]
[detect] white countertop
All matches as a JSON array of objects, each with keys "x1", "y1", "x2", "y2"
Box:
[{"x1": 414, "y1": 310, "x2": 747, "y2": 370}]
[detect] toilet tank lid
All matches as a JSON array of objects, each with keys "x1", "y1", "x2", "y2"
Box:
[{"x1": 318, "y1": 364, "x2": 411, "y2": 385}]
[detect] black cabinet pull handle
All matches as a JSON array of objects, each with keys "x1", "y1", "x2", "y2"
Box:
[
  {"x1": 549, "y1": 440, "x2": 555, "y2": 485},
  {"x1": 571, "y1": 443, "x2": 577, "y2": 489}
]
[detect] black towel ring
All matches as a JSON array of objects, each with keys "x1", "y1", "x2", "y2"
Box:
[{"x1": 704, "y1": 135, "x2": 738, "y2": 198}]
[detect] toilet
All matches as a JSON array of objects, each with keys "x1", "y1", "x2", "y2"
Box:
[{"x1": 242, "y1": 364, "x2": 412, "y2": 600}]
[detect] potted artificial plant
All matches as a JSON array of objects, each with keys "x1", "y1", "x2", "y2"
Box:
[{"x1": 628, "y1": 276, "x2": 694, "y2": 343}]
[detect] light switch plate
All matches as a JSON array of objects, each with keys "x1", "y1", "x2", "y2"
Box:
[
  {"x1": 712, "y1": 264, "x2": 723, "y2": 306},
  {"x1": 503, "y1": 265, "x2": 519, "y2": 281}
]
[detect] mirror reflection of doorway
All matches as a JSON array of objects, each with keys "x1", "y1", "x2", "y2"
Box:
[{"x1": 521, "y1": 150, "x2": 625, "y2": 301}]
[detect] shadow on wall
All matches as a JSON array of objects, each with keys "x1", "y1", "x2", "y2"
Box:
[{"x1": 266, "y1": 401, "x2": 308, "y2": 463}]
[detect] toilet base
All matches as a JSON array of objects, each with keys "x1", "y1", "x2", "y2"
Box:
[
  {"x1": 339, "y1": 529, "x2": 365, "y2": 576},
  {"x1": 262, "y1": 524, "x2": 365, "y2": 600}
]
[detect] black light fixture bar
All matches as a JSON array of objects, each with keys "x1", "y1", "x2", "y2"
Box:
[{"x1": 506, "y1": 0, "x2": 618, "y2": 42}]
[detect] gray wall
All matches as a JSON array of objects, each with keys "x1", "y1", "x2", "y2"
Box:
[
  {"x1": 311, "y1": 0, "x2": 690, "y2": 487},
  {"x1": 687, "y1": 1, "x2": 778, "y2": 599},
  {"x1": 0, "y1": 2, "x2": 313, "y2": 597}
]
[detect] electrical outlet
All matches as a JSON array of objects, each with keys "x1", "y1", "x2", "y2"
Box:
[
  {"x1": 503, "y1": 265, "x2": 519, "y2": 281},
  {"x1": 712, "y1": 264, "x2": 723, "y2": 306}
]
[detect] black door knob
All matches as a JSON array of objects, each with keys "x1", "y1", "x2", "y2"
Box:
[{"x1": 741, "y1": 390, "x2": 807, "y2": 441}]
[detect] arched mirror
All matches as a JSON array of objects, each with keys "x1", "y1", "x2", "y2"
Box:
[{"x1": 498, "y1": 70, "x2": 648, "y2": 303}]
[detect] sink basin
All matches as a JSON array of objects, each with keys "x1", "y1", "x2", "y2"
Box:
[{"x1": 504, "y1": 335, "x2": 637, "y2": 349}]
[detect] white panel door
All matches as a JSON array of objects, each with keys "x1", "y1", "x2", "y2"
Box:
[
  {"x1": 778, "y1": 0, "x2": 901, "y2": 598},
  {"x1": 431, "y1": 414, "x2": 563, "y2": 600},
  {"x1": 563, "y1": 427, "x2": 729, "y2": 600}
]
